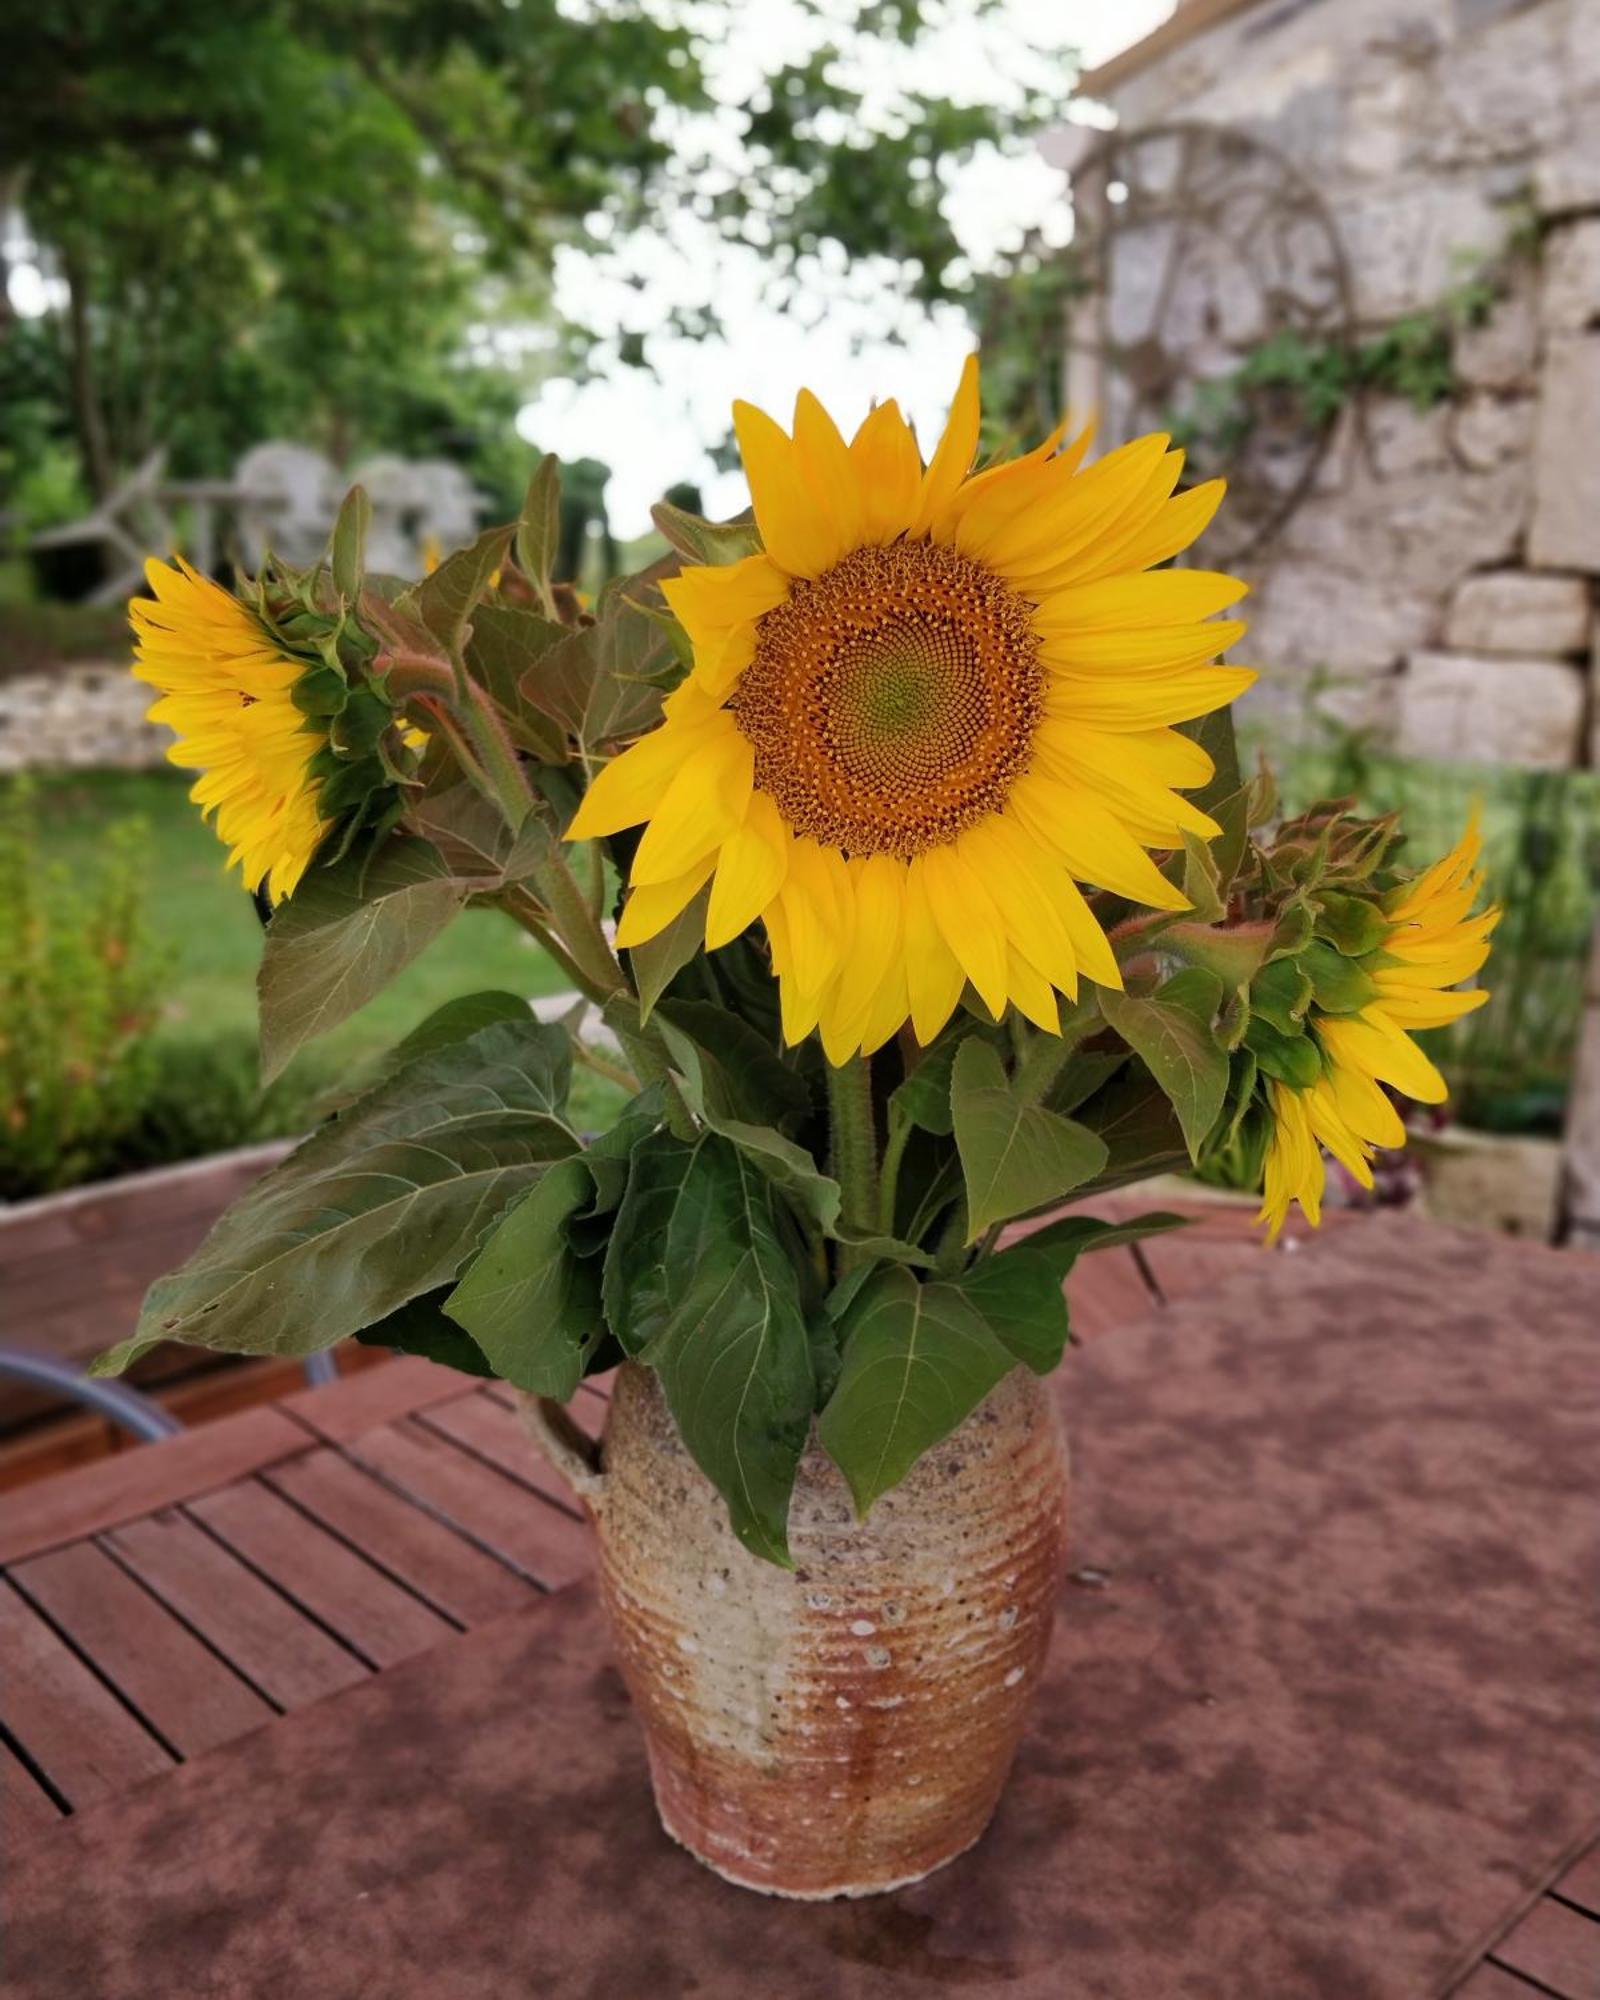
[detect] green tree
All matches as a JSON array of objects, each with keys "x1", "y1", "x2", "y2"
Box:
[{"x1": 1, "y1": 1, "x2": 1067, "y2": 517}]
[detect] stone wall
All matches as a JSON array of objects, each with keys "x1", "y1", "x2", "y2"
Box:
[
  {"x1": 1077, "y1": 0, "x2": 1600, "y2": 768},
  {"x1": 0, "y1": 665, "x2": 168, "y2": 775}
]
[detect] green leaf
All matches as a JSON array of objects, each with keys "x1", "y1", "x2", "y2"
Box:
[
  {"x1": 515, "y1": 454, "x2": 562, "y2": 619},
  {"x1": 329, "y1": 484, "x2": 370, "y2": 605},
  {"x1": 1250, "y1": 955, "x2": 1313, "y2": 1035},
  {"x1": 1009, "y1": 1208, "x2": 1188, "y2": 1279},
  {"x1": 1174, "y1": 829, "x2": 1225, "y2": 923},
  {"x1": 626, "y1": 881, "x2": 711, "y2": 1023},
  {"x1": 1076, "y1": 1069, "x2": 1190, "y2": 1194},
  {"x1": 955, "y1": 1249, "x2": 1070, "y2": 1374},
  {"x1": 1316, "y1": 889, "x2": 1389, "y2": 957},
  {"x1": 405, "y1": 524, "x2": 515, "y2": 657},
  {"x1": 657, "y1": 1016, "x2": 839, "y2": 1232},
  {"x1": 951, "y1": 1038, "x2": 1107, "y2": 1241},
  {"x1": 889, "y1": 1024, "x2": 981, "y2": 1136},
  {"x1": 1177, "y1": 705, "x2": 1243, "y2": 821},
  {"x1": 257, "y1": 837, "x2": 468, "y2": 1083},
  {"x1": 386, "y1": 991, "x2": 531, "y2": 1071},
  {"x1": 655, "y1": 999, "x2": 812, "y2": 1129},
  {"x1": 91, "y1": 1018, "x2": 579, "y2": 1377},
  {"x1": 831, "y1": 1225, "x2": 934, "y2": 1269},
  {"x1": 354, "y1": 1290, "x2": 494, "y2": 1378},
  {"x1": 1098, "y1": 968, "x2": 1230, "y2": 1162},
  {"x1": 464, "y1": 603, "x2": 570, "y2": 760},
  {"x1": 817, "y1": 1265, "x2": 1014, "y2": 1516},
  {"x1": 445, "y1": 1157, "x2": 604, "y2": 1399},
  {"x1": 1245, "y1": 1014, "x2": 1323, "y2": 1089},
  {"x1": 650, "y1": 501, "x2": 762, "y2": 568},
  {"x1": 1045, "y1": 1048, "x2": 1125, "y2": 1117},
  {"x1": 1300, "y1": 938, "x2": 1380, "y2": 1015},
  {"x1": 603, "y1": 1133, "x2": 815, "y2": 1563},
  {"x1": 1162, "y1": 918, "x2": 1273, "y2": 991},
  {"x1": 1207, "y1": 782, "x2": 1252, "y2": 896}
]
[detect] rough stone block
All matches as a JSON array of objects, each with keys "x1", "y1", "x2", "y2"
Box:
[
  {"x1": 1529, "y1": 336, "x2": 1600, "y2": 570},
  {"x1": 1396, "y1": 650, "x2": 1586, "y2": 767},
  {"x1": 1536, "y1": 134, "x2": 1600, "y2": 219},
  {"x1": 1448, "y1": 393, "x2": 1534, "y2": 472},
  {"x1": 1444, "y1": 572, "x2": 1592, "y2": 655},
  {"x1": 1540, "y1": 218, "x2": 1600, "y2": 334},
  {"x1": 1454, "y1": 286, "x2": 1539, "y2": 392}
]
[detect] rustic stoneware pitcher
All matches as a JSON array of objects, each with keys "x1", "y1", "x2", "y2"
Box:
[{"x1": 525, "y1": 1361, "x2": 1068, "y2": 1899}]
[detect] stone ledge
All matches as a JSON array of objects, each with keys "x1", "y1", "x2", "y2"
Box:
[
  {"x1": 1444, "y1": 572, "x2": 1593, "y2": 656},
  {"x1": 1396, "y1": 650, "x2": 1588, "y2": 768}
]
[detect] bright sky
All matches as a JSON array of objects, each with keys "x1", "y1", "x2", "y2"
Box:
[{"x1": 515, "y1": 0, "x2": 1175, "y2": 537}]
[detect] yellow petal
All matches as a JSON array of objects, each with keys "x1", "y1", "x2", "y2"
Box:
[
  {"x1": 956, "y1": 817, "x2": 1078, "y2": 999},
  {"x1": 849, "y1": 400, "x2": 923, "y2": 544},
  {"x1": 1320, "y1": 1012, "x2": 1448, "y2": 1106},
  {"x1": 658, "y1": 553, "x2": 790, "y2": 638},
  {"x1": 1073, "y1": 479, "x2": 1227, "y2": 583},
  {"x1": 629, "y1": 723, "x2": 753, "y2": 885},
  {"x1": 1032, "y1": 571, "x2": 1249, "y2": 633},
  {"x1": 778, "y1": 838, "x2": 853, "y2": 1000},
  {"x1": 920, "y1": 842, "x2": 1010, "y2": 1017},
  {"x1": 793, "y1": 389, "x2": 864, "y2": 551},
  {"x1": 909, "y1": 354, "x2": 980, "y2": 537},
  {"x1": 821, "y1": 853, "x2": 906, "y2": 1050},
  {"x1": 733, "y1": 399, "x2": 847, "y2": 578},
  {"x1": 705, "y1": 790, "x2": 791, "y2": 950},
  {"x1": 968, "y1": 432, "x2": 1175, "y2": 582},
  {"x1": 1006, "y1": 949, "x2": 1059, "y2": 1035},
  {"x1": 903, "y1": 855, "x2": 967, "y2": 1043},
  {"x1": 567, "y1": 714, "x2": 722, "y2": 840},
  {"x1": 1006, "y1": 772, "x2": 1189, "y2": 911},
  {"x1": 1043, "y1": 664, "x2": 1258, "y2": 730},
  {"x1": 615, "y1": 850, "x2": 718, "y2": 948}
]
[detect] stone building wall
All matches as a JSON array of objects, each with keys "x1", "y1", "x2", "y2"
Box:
[
  {"x1": 0, "y1": 665, "x2": 168, "y2": 775},
  {"x1": 1074, "y1": 0, "x2": 1600, "y2": 767}
]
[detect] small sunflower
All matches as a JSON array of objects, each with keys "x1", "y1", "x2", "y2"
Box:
[
  {"x1": 1258, "y1": 816, "x2": 1499, "y2": 1237},
  {"x1": 568, "y1": 357, "x2": 1255, "y2": 1058},
  {"x1": 132, "y1": 556, "x2": 330, "y2": 903}
]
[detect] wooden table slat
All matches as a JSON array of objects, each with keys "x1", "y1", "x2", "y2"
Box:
[
  {"x1": 1063, "y1": 1245, "x2": 1161, "y2": 1340},
  {"x1": 417, "y1": 1391, "x2": 586, "y2": 1518},
  {"x1": 10, "y1": 1541, "x2": 272, "y2": 1760},
  {"x1": 0, "y1": 1582, "x2": 171, "y2": 1809},
  {"x1": 1492, "y1": 1894, "x2": 1600, "y2": 1998},
  {"x1": 0, "y1": 1740, "x2": 64, "y2": 1858},
  {"x1": 105, "y1": 1512, "x2": 368, "y2": 1712},
  {"x1": 1553, "y1": 1840, "x2": 1600, "y2": 1919},
  {"x1": 1452, "y1": 1963, "x2": 1550, "y2": 1998},
  {"x1": 264, "y1": 1448, "x2": 534, "y2": 1628},
  {"x1": 345, "y1": 1419, "x2": 592, "y2": 1591},
  {"x1": 189, "y1": 1480, "x2": 454, "y2": 1671},
  {"x1": 280, "y1": 1357, "x2": 480, "y2": 1445},
  {"x1": 0, "y1": 1407, "x2": 311, "y2": 1567}
]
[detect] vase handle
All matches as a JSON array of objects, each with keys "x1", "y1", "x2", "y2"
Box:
[{"x1": 520, "y1": 1392, "x2": 606, "y2": 1505}]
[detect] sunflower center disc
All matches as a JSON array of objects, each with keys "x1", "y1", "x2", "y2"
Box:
[{"x1": 729, "y1": 540, "x2": 1043, "y2": 859}]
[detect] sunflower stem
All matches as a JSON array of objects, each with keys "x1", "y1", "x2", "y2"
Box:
[{"x1": 827, "y1": 1054, "x2": 878, "y2": 1269}]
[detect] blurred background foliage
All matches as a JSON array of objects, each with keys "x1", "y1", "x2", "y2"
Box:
[{"x1": 0, "y1": 0, "x2": 1062, "y2": 531}]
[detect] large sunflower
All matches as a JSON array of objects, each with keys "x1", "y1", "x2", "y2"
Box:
[
  {"x1": 132, "y1": 556, "x2": 330, "y2": 904},
  {"x1": 1258, "y1": 816, "x2": 1498, "y2": 1237},
  {"x1": 569, "y1": 357, "x2": 1255, "y2": 1058}
]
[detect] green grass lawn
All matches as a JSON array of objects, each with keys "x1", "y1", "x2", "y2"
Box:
[
  {"x1": 31, "y1": 769, "x2": 573, "y2": 1067},
  {"x1": 17, "y1": 768, "x2": 641, "y2": 1165}
]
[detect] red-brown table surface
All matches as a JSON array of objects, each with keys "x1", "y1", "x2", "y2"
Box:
[{"x1": 2, "y1": 1214, "x2": 1596, "y2": 1997}]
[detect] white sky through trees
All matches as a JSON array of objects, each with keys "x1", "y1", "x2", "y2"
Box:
[{"x1": 517, "y1": 0, "x2": 1174, "y2": 537}]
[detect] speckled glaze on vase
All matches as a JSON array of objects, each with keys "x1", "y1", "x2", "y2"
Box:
[{"x1": 529, "y1": 1361, "x2": 1067, "y2": 1899}]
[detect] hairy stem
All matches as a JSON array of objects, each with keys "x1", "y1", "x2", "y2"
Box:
[
  {"x1": 876, "y1": 1110, "x2": 912, "y2": 1235},
  {"x1": 826, "y1": 1054, "x2": 878, "y2": 1268}
]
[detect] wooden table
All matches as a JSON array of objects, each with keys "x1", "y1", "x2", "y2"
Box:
[{"x1": 2, "y1": 1215, "x2": 1596, "y2": 1997}]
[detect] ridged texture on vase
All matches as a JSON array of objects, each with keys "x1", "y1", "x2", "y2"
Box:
[{"x1": 591, "y1": 1361, "x2": 1067, "y2": 1898}]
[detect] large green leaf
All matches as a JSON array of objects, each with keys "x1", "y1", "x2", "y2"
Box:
[
  {"x1": 626, "y1": 882, "x2": 711, "y2": 1022},
  {"x1": 258, "y1": 837, "x2": 468, "y2": 1083},
  {"x1": 354, "y1": 1289, "x2": 494, "y2": 1378},
  {"x1": 950, "y1": 1038, "x2": 1108, "y2": 1241},
  {"x1": 1075, "y1": 1069, "x2": 1190, "y2": 1193},
  {"x1": 603, "y1": 1132, "x2": 815, "y2": 1563},
  {"x1": 515, "y1": 454, "x2": 562, "y2": 620},
  {"x1": 91, "y1": 1019, "x2": 578, "y2": 1377},
  {"x1": 328, "y1": 485, "x2": 370, "y2": 605},
  {"x1": 385, "y1": 991, "x2": 531, "y2": 1071},
  {"x1": 445, "y1": 1156, "x2": 604, "y2": 1399},
  {"x1": 817, "y1": 1265, "x2": 1014, "y2": 1516},
  {"x1": 650, "y1": 501, "x2": 762, "y2": 567},
  {"x1": 1099, "y1": 968, "x2": 1229, "y2": 1162},
  {"x1": 654, "y1": 1000, "x2": 811, "y2": 1130},
  {"x1": 1008, "y1": 1209, "x2": 1187, "y2": 1278},
  {"x1": 404, "y1": 524, "x2": 515, "y2": 655},
  {"x1": 954, "y1": 1250, "x2": 1071, "y2": 1374},
  {"x1": 464, "y1": 602, "x2": 569, "y2": 760}
]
